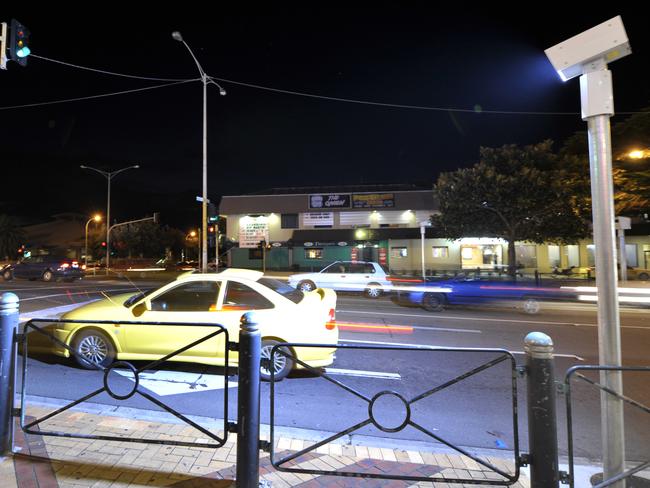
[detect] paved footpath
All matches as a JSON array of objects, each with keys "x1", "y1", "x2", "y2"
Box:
[{"x1": 0, "y1": 405, "x2": 538, "y2": 488}]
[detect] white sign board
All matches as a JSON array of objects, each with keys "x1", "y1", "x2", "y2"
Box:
[
  {"x1": 303, "y1": 212, "x2": 334, "y2": 226},
  {"x1": 239, "y1": 216, "x2": 269, "y2": 248}
]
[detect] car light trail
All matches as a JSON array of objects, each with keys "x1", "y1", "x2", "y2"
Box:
[{"x1": 336, "y1": 321, "x2": 413, "y2": 334}]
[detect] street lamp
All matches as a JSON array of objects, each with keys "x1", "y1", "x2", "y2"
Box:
[
  {"x1": 172, "y1": 30, "x2": 226, "y2": 273},
  {"x1": 80, "y1": 164, "x2": 139, "y2": 275},
  {"x1": 84, "y1": 214, "x2": 102, "y2": 271}
]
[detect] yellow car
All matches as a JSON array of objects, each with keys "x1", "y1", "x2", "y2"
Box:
[
  {"x1": 626, "y1": 267, "x2": 650, "y2": 281},
  {"x1": 34, "y1": 269, "x2": 338, "y2": 380}
]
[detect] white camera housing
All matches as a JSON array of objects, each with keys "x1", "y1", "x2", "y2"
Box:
[{"x1": 545, "y1": 16, "x2": 631, "y2": 81}]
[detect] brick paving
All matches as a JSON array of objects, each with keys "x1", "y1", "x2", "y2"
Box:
[{"x1": 0, "y1": 405, "x2": 531, "y2": 487}]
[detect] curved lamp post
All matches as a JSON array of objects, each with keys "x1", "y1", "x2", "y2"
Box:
[
  {"x1": 84, "y1": 214, "x2": 102, "y2": 271},
  {"x1": 172, "y1": 30, "x2": 226, "y2": 273},
  {"x1": 80, "y1": 164, "x2": 139, "y2": 275}
]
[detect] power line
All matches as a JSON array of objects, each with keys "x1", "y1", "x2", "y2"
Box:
[
  {"x1": 0, "y1": 79, "x2": 197, "y2": 110},
  {"x1": 2, "y1": 54, "x2": 646, "y2": 115},
  {"x1": 207, "y1": 75, "x2": 581, "y2": 116},
  {"x1": 30, "y1": 54, "x2": 196, "y2": 82}
]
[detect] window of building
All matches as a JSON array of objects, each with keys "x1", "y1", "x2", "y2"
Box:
[
  {"x1": 391, "y1": 247, "x2": 408, "y2": 258},
  {"x1": 626, "y1": 244, "x2": 638, "y2": 267},
  {"x1": 548, "y1": 245, "x2": 561, "y2": 268},
  {"x1": 281, "y1": 213, "x2": 299, "y2": 229},
  {"x1": 432, "y1": 246, "x2": 449, "y2": 258},
  {"x1": 516, "y1": 245, "x2": 537, "y2": 268},
  {"x1": 305, "y1": 248, "x2": 324, "y2": 259}
]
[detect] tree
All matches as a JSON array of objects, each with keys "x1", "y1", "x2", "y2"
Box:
[
  {"x1": 432, "y1": 141, "x2": 590, "y2": 276},
  {"x1": 0, "y1": 214, "x2": 25, "y2": 260},
  {"x1": 560, "y1": 109, "x2": 650, "y2": 216}
]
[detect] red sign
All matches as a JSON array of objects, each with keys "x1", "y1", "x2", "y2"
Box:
[
  {"x1": 350, "y1": 248, "x2": 358, "y2": 262},
  {"x1": 378, "y1": 248, "x2": 387, "y2": 265}
]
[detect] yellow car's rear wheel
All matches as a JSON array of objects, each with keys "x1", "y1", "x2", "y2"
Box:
[
  {"x1": 74, "y1": 329, "x2": 116, "y2": 369},
  {"x1": 260, "y1": 340, "x2": 293, "y2": 381}
]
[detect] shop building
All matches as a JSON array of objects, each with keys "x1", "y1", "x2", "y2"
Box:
[{"x1": 219, "y1": 185, "x2": 650, "y2": 275}]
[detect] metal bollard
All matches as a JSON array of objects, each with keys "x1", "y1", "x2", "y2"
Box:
[
  {"x1": 0, "y1": 293, "x2": 19, "y2": 455},
  {"x1": 524, "y1": 332, "x2": 559, "y2": 487},
  {"x1": 236, "y1": 312, "x2": 261, "y2": 488}
]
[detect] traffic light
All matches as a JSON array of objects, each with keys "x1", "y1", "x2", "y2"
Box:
[
  {"x1": 101, "y1": 241, "x2": 107, "y2": 248},
  {"x1": 153, "y1": 212, "x2": 160, "y2": 224},
  {"x1": 208, "y1": 203, "x2": 218, "y2": 223},
  {"x1": 258, "y1": 240, "x2": 266, "y2": 250},
  {"x1": 9, "y1": 19, "x2": 30, "y2": 67}
]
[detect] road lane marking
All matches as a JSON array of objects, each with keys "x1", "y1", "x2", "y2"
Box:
[
  {"x1": 339, "y1": 309, "x2": 649, "y2": 330},
  {"x1": 19, "y1": 287, "x2": 147, "y2": 301},
  {"x1": 324, "y1": 368, "x2": 401, "y2": 380},
  {"x1": 114, "y1": 370, "x2": 238, "y2": 396},
  {"x1": 410, "y1": 325, "x2": 481, "y2": 333},
  {"x1": 342, "y1": 339, "x2": 585, "y2": 361}
]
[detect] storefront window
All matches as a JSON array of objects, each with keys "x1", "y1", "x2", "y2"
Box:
[
  {"x1": 432, "y1": 246, "x2": 448, "y2": 258},
  {"x1": 390, "y1": 247, "x2": 408, "y2": 258},
  {"x1": 516, "y1": 245, "x2": 537, "y2": 268},
  {"x1": 281, "y1": 213, "x2": 298, "y2": 229},
  {"x1": 548, "y1": 245, "x2": 561, "y2": 268},
  {"x1": 305, "y1": 248, "x2": 324, "y2": 259}
]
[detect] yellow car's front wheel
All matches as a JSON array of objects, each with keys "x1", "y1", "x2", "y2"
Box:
[{"x1": 74, "y1": 329, "x2": 116, "y2": 369}]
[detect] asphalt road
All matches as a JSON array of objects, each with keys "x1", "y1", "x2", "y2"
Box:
[{"x1": 2, "y1": 276, "x2": 649, "y2": 462}]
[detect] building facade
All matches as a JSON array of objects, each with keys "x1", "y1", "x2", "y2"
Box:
[{"x1": 219, "y1": 185, "x2": 650, "y2": 275}]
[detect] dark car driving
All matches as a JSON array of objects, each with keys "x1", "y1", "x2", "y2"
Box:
[
  {"x1": 2, "y1": 255, "x2": 84, "y2": 282},
  {"x1": 393, "y1": 276, "x2": 577, "y2": 314}
]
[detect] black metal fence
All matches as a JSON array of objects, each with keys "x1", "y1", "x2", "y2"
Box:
[
  {"x1": 16, "y1": 317, "x2": 232, "y2": 448},
  {"x1": 564, "y1": 365, "x2": 650, "y2": 488},
  {"x1": 268, "y1": 343, "x2": 523, "y2": 485}
]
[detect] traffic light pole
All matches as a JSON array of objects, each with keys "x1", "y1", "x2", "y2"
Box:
[{"x1": 0, "y1": 23, "x2": 7, "y2": 70}]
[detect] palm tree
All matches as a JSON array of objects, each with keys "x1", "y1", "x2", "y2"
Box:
[{"x1": 0, "y1": 214, "x2": 25, "y2": 260}]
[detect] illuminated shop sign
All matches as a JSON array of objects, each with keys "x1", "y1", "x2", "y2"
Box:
[
  {"x1": 308, "y1": 194, "x2": 351, "y2": 209},
  {"x1": 352, "y1": 193, "x2": 395, "y2": 208}
]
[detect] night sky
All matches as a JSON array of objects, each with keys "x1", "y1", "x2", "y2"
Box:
[{"x1": 2, "y1": 6, "x2": 649, "y2": 229}]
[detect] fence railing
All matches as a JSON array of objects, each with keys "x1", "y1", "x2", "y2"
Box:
[{"x1": 564, "y1": 365, "x2": 650, "y2": 488}]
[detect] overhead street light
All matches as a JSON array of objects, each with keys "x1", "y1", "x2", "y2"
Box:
[
  {"x1": 545, "y1": 15, "x2": 631, "y2": 486},
  {"x1": 172, "y1": 30, "x2": 226, "y2": 273},
  {"x1": 80, "y1": 164, "x2": 139, "y2": 275}
]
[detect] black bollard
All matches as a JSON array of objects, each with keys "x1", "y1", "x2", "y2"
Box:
[
  {"x1": 0, "y1": 293, "x2": 19, "y2": 455},
  {"x1": 525, "y1": 332, "x2": 559, "y2": 487},
  {"x1": 236, "y1": 311, "x2": 261, "y2": 488}
]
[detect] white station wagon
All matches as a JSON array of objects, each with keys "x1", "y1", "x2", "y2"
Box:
[{"x1": 288, "y1": 261, "x2": 392, "y2": 298}]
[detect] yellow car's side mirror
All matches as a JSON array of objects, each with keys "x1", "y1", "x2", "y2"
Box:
[{"x1": 132, "y1": 302, "x2": 147, "y2": 317}]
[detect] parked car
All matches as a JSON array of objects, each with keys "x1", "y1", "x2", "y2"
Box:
[
  {"x1": 288, "y1": 261, "x2": 392, "y2": 298},
  {"x1": 624, "y1": 266, "x2": 650, "y2": 281},
  {"x1": 28, "y1": 269, "x2": 338, "y2": 381},
  {"x1": 392, "y1": 277, "x2": 577, "y2": 314},
  {"x1": 2, "y1": 255, "x2": 84, "y2": 282}
]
